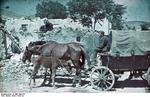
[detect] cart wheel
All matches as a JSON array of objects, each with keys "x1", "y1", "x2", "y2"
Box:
[
  {"x1": 142, "y1": 67, "x2": 150, "y2": 86},
  {"x1": 147, "y1": 67, "x2": 150, "y2": 86},
  {"x1": 90, "y1": 66, "x2": 115, "y2": 91},
  {"x1": 147, "y1": 76, "x2": 150, "y2": 86}
]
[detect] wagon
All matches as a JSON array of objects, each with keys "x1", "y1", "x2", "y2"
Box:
[
  {"x1": 27, "y1": 30, "x2": 150, "y2": 91},
  {"x1": 89, "y1": 30, "x2": 150, "y2": 91}
]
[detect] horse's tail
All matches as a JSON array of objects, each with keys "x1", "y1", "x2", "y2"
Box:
[
  {"x1": 80, "y1": 45, "x2": 92, "y2": 66},
  {"x1": 80, "y1": 48, "x2": 86, "y2": 69}
]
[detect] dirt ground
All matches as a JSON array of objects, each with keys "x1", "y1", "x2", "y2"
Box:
[{"x1": 0, "y1": 54, "x2": 150, "y2": 93}]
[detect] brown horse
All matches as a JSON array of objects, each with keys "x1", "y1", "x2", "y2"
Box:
[
  {"x1": 22, "y1": 46, "x2": 72, "y2": 87},
  {"x1": 22, "y1": 41, "x2": 86, "y2": 87},
  {"x1": 32, "y1": 55, "x2": 71, "y2": 87}
]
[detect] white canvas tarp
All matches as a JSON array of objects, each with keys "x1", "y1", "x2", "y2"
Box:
[{"x1": 110, "y1": 30, "x2": 150, "y2": 56}]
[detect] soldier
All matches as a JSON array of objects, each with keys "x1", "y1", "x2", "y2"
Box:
[
  {"x1": 95, "y1": 31, "x2": 110, "y2": 53},
  {"x1": 93, "y1": 31, "x2": 110, "y2": 64}
]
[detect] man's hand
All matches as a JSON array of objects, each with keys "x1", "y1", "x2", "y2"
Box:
[{"x1": 95, "y1": 47, "x2": 102, "y2": 52}]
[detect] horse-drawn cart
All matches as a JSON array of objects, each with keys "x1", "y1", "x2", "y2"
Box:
[
  {"x1": 89, "y1": 30, "x2": 150, "y2": 91},
  {"x1": 23, "y1": 30, "x2": 150, "y2": 91}
]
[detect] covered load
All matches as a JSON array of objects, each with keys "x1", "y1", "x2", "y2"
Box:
[{"x1": 110, "y1": 30, "x2": 150, "y2": 56}]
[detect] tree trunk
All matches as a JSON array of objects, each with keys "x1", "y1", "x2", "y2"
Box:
[
  {"x1": 3, "y1": 31, "x2": 7, "y2": 58},
  {"x1": 0, "y1": 29, "x2": 7, "y2": 60}
]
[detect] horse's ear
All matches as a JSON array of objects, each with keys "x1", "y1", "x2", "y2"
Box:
[
  {"x1": 26, "y1": 46, "x2": 28, "y2": 50},
  {"x1": 28, "y1": 41, "x2": 33, "y2": 46}
]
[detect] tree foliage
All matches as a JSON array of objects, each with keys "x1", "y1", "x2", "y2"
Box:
[
  {"x1": 35, "y1": 0, "x2": 67, "y2": 19},
  {"x1": 67, "y1": 0, "x2": 126, "y2": 30}
]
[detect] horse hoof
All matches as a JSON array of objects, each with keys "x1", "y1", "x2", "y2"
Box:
[
  {"x1": 52, "y1": 86, "x2": 57, "y2": 89},
  {"x1": 76, "y1": 83, "x2": 81, "y2": 87},
  {"x1": 33, "y1": 83, "x2": 36, "y2": 86},
  {"x1": 40, "y1": 83, "x2": 45, "y2": 86},
  {"x1": 72, "y1": 84, "x2": 76, "y2": 87}
]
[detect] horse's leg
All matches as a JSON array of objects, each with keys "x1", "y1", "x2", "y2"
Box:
[
  {"x1": 77, "y1": 50, "x2": 85, "y2": 86},
  {"x1": 72, "y1": 69, "x2": 81, "y2": 87},
  {"x1": 48, "y1": 69, "x2": 52, "y2": 85},
  {"x1": 72, "y1": 60, "x2": 78, "y2": 87},
  {"x1": 78, "y1": 60, "x2": 83, "y2": 85},
  {"x1": 72, "y1": 60, "x2": 82, "y2": 87},
  {"x1": 40, "y1": 68, "x2": 48, "y2": 86},
  {"x1": 72, "y1": 72, "x2": 77, "y2": 87},
  {"x1": 76, "y1": 68, "x2": 82, "y2": 87},
  {"x1": 51, "y1": 68, "x2": 56, "y2": 87},
  {"x1": 32, "y1": 61, "x2": 40, "y2": 85},
  {"x1": 51, "y1": 57, "x2": 59, "y2": 88},
  {"x1": 66, "y1": 63, "x2": 72, "y2": 75}
]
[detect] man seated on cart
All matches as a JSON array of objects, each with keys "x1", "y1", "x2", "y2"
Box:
[{"x1": 93, "y1": 30, "x2": 111, "y2": 64}]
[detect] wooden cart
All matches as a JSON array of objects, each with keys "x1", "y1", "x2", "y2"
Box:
[{"x1": 90, "y1": 52, "x2": 150, "y2": 91}]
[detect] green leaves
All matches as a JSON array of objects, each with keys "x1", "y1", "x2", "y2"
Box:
[
  {"x1": 35, "y1": 0, "x2": 67, "y2": 19},
  {"x1": 67, "y1": 0, "x2": 126, "y2": 30}
]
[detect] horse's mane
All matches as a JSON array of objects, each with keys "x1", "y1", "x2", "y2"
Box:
[{"x1": 28, "y1": 41, "x2": 47, "y2": 47}]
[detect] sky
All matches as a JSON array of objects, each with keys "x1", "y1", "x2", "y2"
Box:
[
  {"x1": 0, "y1": 0, "x2": 150, "y2": 21},
  {"x1": 114, "y1": 0, "x2": 150, "y2": 21}
]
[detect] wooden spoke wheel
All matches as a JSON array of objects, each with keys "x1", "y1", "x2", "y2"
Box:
[
  {"x1": 147, "y1": 67, "x2": 150, "y2": 86},
  {"x1": 147, "y1": 76, "x2": 150, "y2": 86},
  {"x1": 90, "y1": 66, "x2": 115, "y2": 91},
  {"x1": 142, "y1": 67, "x2": 150, "y2": 86}
]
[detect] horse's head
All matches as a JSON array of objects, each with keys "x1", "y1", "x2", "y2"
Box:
[
  {"x1": 22, "y1": 46, "x2": 33, "y2": 63},
  {"x1": 22, "y1": 45, "x2": 42, "y2": 63},
  {"x1": 28, "y1": 42, "x2": 34, "y2": 47}
]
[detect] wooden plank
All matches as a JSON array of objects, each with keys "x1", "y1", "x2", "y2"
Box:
[{"x1": 101, "y1": 55, "x2": 150, "y2": 71}]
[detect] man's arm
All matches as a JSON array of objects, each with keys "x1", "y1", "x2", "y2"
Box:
[
  {"x1": 99, "y1": 37, "x2": 105, "y2": 49},
  {"x1": 94, "y1": 37, "x2": 105, "y2": 52}
]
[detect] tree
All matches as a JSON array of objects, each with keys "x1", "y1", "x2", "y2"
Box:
[
  {"x1": 35, "y1": 0, "x2": 67, "y2": 19},
  {"x1": 109, "y1": 4, "x2": 126, "y2": 30},
  {"x1": 67, "y1": 0, "x2": 126, "y2": 30}
]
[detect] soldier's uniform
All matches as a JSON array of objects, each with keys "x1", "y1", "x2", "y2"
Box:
[{"x1": 96, "y1": 35, "x2": 110, "y2": 53}]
